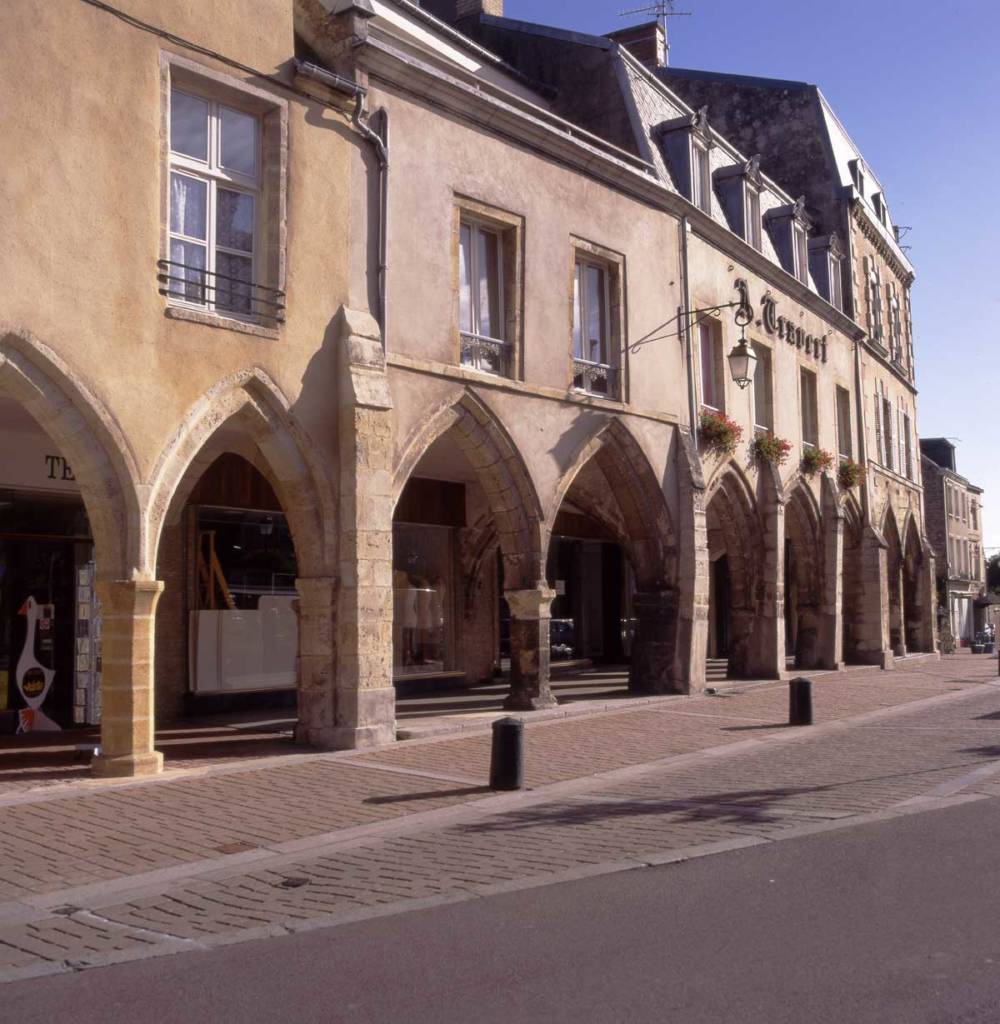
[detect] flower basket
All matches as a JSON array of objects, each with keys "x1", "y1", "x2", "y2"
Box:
[
  {"x1": 801, "y1": 446, "x2": 834, "y2": 477},
  {"x1": 698, "y1": 410, "x2": 743, "y2": 457},
  {"x1": 751, "y1": 432, "x2": 793, "y2": 467},
  {"x1": 837, "y1": 458, "x2": 866, "y2": 490}
]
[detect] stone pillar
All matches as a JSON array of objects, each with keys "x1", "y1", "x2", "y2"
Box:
[
  {"x1": 92, "y1": 580, "x2": 164, "y2": 778},
  {"x1": 504, "y1": 586, "x2": 558, "y2": 710},
  {"x1": 745, "y1": 480, "x2": 784, "y2": 679},
  {"x1": 818, "y1": 477, "x2": 845, "y2": 670},
  {"x1": 295, "y1": 576, "x2": 337, "y2": 746},
  {"x1": 855, "y1": 528, "x2": 893, "y2": 668},
  {"x1": 334, "y1": 306, "x2": 396, "y2": 748},
  {"x1": 629, "y1": 589, "x2": 682, "y2": 694},
  {"x1": 674, "y1": 429, "x2": 708, "y2": 692}
]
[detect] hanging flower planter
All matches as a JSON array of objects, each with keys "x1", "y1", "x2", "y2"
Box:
[
  {"x1": 801, "y1": 446, "x2": 834, "y2": 477},
  {"x1": 837, "y1": 458, "x2": 866, "y2": 489},
  {"x1": 699, "y1": 409, "x2": 743, "y2": 457},
  {"x1": 751, "y1": 432, "x2": 793, "y2": 467}
]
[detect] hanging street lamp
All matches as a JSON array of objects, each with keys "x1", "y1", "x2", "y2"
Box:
[{"x1": 727, "y1": 296, "x2": 757, "y2": 389}]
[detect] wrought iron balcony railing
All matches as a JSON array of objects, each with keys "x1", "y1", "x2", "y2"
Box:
[
  {"x1": 460, "y1": 332, "x2": 512, "y2": 377},
  {"x1": 157, "y1": 259, "x2": 285, "y2": 326},
  {"x1": 573, "y1": 358, "x2": 620, "y2": 400}
]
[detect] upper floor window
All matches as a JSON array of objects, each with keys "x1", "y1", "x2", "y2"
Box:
[
  {"x1": 865, "y1": 257, "x2": 884, "y2": 343},
  {"x1": 752, "y1": 342, "x2": 773, "y2": 431},
  {"x1": 849, "y1": 158, "x2": 866, "y2": 197},
  {"x1": 881, "y1": 396, "x2": 895, "y2": 472},
  {"x1": 800, "y1": 368, "x2": 818, "y2": 447},
  {"x1": 459, "y1": 219, "x2": 506, "y2": 374},
  {"x1": 791, "y1": 223, "x2": 808, "y2": 284},
  {"x1": 691, "y1": 140, "x2": 712, "y2": 214},
  {"x1": 836, "y1": 385, "x2": 852, "y2": 459},
  {"x1": 572, "y1": 257, "x2": 619, "y2": 398},
  {"x1": 972, "y1": 503, "x2": 979, "y2": 530},
  {"x1": 809, "y1": 234, "x2": 844, "y2": 311},
  {"x1": 745, "y1": 184, "x2": 762, "y2": 251},
  {"x1": 700, "y1": 320, "x2": 725, "y2": 413},
  {"x1": 167, "y1": 89, "x2": 261, "y2": 319},
  {"x1": 765, "y1": 197, "x2": 811, "y2": 285}
]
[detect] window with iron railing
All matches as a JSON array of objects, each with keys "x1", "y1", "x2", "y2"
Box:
[
  {"x1": 459, "y1": 220, "x2": 510, "y2": 376},
  {"x1": 572, "y1": 258, "x2": 619, "y2": 399},
  {"x1": 163, "y1": 88, "x2": 283, "y2": 325}
]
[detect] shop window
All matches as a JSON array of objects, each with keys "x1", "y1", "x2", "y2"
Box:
[
  {"x1": 700, "y1": 319, "x2": 725, "y2": 412},
  {"x1": 162, "y1": 59, "x2": 286, "y2": 330},
  {"x1": 836, "y1": 385, "x2": 852, "y2": 459},
  {"x1": 800, "y1": 367, "x2": 818, "y2": 447},
  {"x1": 393, "y1": 524, "x2": 452, "y2": 677},
  {"x1": 752, "y1": 342, "x2": 773, "y2": 432}
]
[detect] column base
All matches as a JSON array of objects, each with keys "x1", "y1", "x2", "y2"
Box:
[
  {"x1": 503, "y1": 688, "x2": 558, "y2": 711},
  {"x1": 92, "y1": 750, "x2": 164, "y2": 779}
]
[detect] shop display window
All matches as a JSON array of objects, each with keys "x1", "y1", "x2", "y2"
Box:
[{"x1": 393, "y1": 524, "x2": 452, "y2": 677}]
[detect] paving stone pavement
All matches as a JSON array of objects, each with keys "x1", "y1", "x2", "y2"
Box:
[{"x1": 1, "y1": 653, "x2": 999, "y2": 981}]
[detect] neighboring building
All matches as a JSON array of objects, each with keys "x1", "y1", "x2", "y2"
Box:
[
  {"x1": 920, "y1": 439, "x2": 986, "y2": 644},
  {"x1": 0, "y1": 0, "x2": 937, "y2": 780}
]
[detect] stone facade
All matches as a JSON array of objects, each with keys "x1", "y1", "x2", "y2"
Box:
[{"x1": 0, "y1": 0, "x2": 938, "y2": 777}]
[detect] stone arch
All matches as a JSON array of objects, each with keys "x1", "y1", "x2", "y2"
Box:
[
  {"x1": 393, "y1": 390, "x2": 544, "y2": 589},
  {"x1": 841, "y1": 494, "x2": 865, "y2": 663},
  {"x1": 145, "y1": 368, "x2": 335, "y2": 579},
  {"x1": 0, "y1": 327, "x2": 142, "y2": 580},
  {"x1": 903, "y1": 514, "x2": 930, "y2": 652},
  {"x1": 704, "y1": 464, "x2": 764, "y2": 677},
  {"x1": 546, "y1": 418, "x2": 676, "y2": 590},
  {"x1": 883, "y1": 505, "x2": 905, "y2": 655},
  {"x1": 784, "y1": 481, "x2": 824, "y2": 667}
]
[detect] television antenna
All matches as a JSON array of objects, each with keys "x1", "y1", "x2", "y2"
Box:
[{"x1": 619, "y1": 2, "x2": 692, "y2": 32}]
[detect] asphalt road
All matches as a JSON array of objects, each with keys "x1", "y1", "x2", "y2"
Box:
[{"x1": 10, "y1": 796, "x2": 1000, "y2": 1024}]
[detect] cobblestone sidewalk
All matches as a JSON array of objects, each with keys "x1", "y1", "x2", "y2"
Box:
[{"x1": 1, "y1": 653, "x2": 998, "y2": 981}]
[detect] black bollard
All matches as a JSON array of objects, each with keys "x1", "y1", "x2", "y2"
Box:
[
  {"x1": 490, "y1": 716, "x2": 524, "y2": 790},
  {"x1": 789, "y1": 677, "x2": 813, "y2": 726}
]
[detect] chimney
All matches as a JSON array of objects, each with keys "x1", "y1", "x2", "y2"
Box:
[
  {"x1": 420, "y1": 0, "x2": 504, "y2": 23},
  {"x1": 606, "y1": 20, "x2": 668, "y2": 70}
]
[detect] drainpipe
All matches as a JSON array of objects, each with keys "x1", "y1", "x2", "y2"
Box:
[
  {"x1": 296, "y1": 61, "x2": 389, "y2": 347},
  {"x1": 679, "y1": 215, "x2": 698, "y2": 430}
]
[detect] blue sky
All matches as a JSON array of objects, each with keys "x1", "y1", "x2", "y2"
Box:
[{"x1": 506, "y1": 0, "x2": 1000, "y2": 549}]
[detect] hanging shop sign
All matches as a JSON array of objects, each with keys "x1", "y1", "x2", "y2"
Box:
[{"x1": 735, "y1": 278, "x2": 828, "y2": 364}]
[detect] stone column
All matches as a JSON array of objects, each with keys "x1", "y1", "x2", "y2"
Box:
[
  {"x1": 92, "y1": 580, "x2": 164, "y2": 778},
  {"x1": 629, "y1": 589, "x2": 682, "y2": 694},
  {"x1": 334, "y1": 306, "x2": 396, "y2": 748},
  {"x1": 295, "y1": 576, "x2": 337, "y2": 746},
  {"x1": 854, "y1": 528, "x2": 893, "y2": 668},
  {"x1": 674, "y1": 429, "x2": 708, "y2": 692},
  {"x1": 745, "y1": 481, "x2": 784, "y2": 679},
  {"x1": 504, "y1": 586, "x2": 558, "y2": 711}
]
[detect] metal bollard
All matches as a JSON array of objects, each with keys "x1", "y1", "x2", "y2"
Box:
[
  {"x1": 789, "y1": 677, "x2": 813, "y2": 726},
  {"x1": 489, "y1": 716, "x2": 524, "y2": 790}
]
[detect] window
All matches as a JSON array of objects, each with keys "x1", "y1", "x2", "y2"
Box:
[
  {"x1": 800, "y1": 368, "x2": 818, "y2": 447},
  {"x1": 902, "y1": 410, "x2": 913, "y2": 480},
  {"x1": 572, "y1": 258, "x2": 618, "y2": 398},
  {"x1": 745, "y1": 185, "x2": 762, "y2": 251},
  {"x1": 752, "y1": 342, "x2": 773, "y2": 431},
  {"x1": 691, "y1": 141, "x2": 712, "y2": 214},
  {"x1": 888, "y1": 283, "x2": 903, "y2": 363},
  {"x1": 836, "y1": 386, "x2": 852, "y2": 459},
  {"x1": 700, "y1": 320, "x2": 724, "y2": 412},
  {"x1": 873, "y1": 393, "x2": 884, "y2": 465},
  {"x1": 882, "y1": 397, "x2": 894, "y2": 472},
  {"x1": 167, "y1": 88, "x2": 261, "y2": 318},
  {"x1": 459, "y1": 219, "x2": 506, "y2": 374},
  {"x1": 791, "y1": 223, "x2": 809, "y2": 284},
  {"x1": 850, "y1": 158, "x2": 866, "y2": 197},
  {"x1": 829, "y1": 255, "x2": 843, "y2": 311},
  {"x1": 972, "y1": 503, "x2": 979, "y2": 530},
  {"x1": 865, "y1": 258, "x2": 884, "y2": 343}
]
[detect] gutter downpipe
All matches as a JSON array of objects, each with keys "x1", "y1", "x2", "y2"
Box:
[
  {"x1": 296, "y1": 60, "x2": 389, "y2": 348},
  {"x1": 680, "y1": 215, "x2": 698, "y2": 431}
]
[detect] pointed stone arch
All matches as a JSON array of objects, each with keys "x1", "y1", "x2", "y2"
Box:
[
  {"x1": 393, "y1": 390, "x2": 544, "y2": 590},
  {"x1": 883, "y1": 506, "x2": 905, "y2": 655},
  {"x1": 902, "y1": 513, "x2": 933, "y2": 652},
  {"x1": 784, "y1": 480, "x2": 825, "y2": 668},
  {"x1": 0, "y1": 327, "x2": 142, "y2": 580},
  {"x1": 547, "y1": 417, "x2": 676, "y2": 591},
  {"x1": 145, "y1": 368, "x2": 335, "y2": 579}
]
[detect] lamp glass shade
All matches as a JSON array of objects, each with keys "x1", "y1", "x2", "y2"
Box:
[{"x1": 727, "y1": 340, "x2": 757, "y2": 389}]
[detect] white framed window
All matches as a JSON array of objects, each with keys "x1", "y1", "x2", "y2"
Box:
[
  {"x1": 691, "y1": 141, "x2": 712, "y2": 214},
  {"x1": 752, "y1": 342, "x2": 773, "y2": 431},
  {"x1": 873, "y1": 393, "x2": 884, "y2": 465},
  {"x1": 167, "y1": 88, "x2": 260, "y2": 318},
  {"x1": 836, "y1": 385, "x2": 852, "y2": 459},
  {"x1": 829, "y1": 255, "x2": 844, "y2": 311},
  {"x1": 699, "y1": 320, "x2": 724, "y2": 412},
  {"x1": 865, "y1": 258, "x2": 884, "y2": 342},
  {"x1": 459, "y1": 219, "x2": 507, "y2": 375},
  {"x1": 745, "y1": 185, "x2": 762, "y2": 251},
  {"x1": 882, "y1": 397, "x2": 894, "y2": 472},
  {"x1": 791, "y1": 223, "x2": 809, "y2": 284},
  {"x1": 800, "y1": 368, "x2": 818, "y2": 447},
  {"x1": 573, "y1": 258, "x2": 618, "y2": 397}
]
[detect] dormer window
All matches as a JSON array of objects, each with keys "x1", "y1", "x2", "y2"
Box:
[
  {"x1": 713, "y1": 155, "x2": 763, "y2": 250},
  {"x1": 872, "y1": 192, "x2": 888, "y2": 226},
  {"x1": 808, "y1": 234, "x2": 845, "y2": 310},
  {"x1": 849, "y1": 158, "x2": 866, "y2": 197},
  {"x1": 765, "y1": 197, "x2": 811, "y2": 285},
  {"x1": 654, "y1": 106, "x2": 714, "y2": 216}
]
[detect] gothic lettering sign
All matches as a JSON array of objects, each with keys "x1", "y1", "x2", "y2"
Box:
[{"x1": 735, "y1": 278, "x2": 828, "y2": 364}]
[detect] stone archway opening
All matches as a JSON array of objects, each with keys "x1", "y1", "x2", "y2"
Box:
[
  {"x1": 841, "y1": 501, "x2": 866, "y2": 664},
  {"x1": 392, "y1": 396, "x2": 545, "y2": 715},
  {"x1": 884, "y1": 510, "x2": 905, "y2": 656},
  {"x1": 903, "y1": 518, "x2": 931, "y2": 653},
  {"x1": 784, "y1": 485, "x2": 823, "y2": 670}
]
